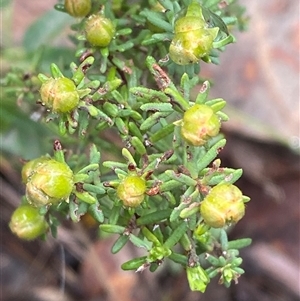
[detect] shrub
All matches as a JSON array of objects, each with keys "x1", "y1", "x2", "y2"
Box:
[{"x1": 4, "y1": 0, "x2": 251, "y2": 292}]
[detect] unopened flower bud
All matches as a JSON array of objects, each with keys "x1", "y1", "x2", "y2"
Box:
[
  {"x1": 200, "y1": 184, "x2": 245, "y2": 228},
  {"x1": 23, "y1": 158, "x2": 74, "y2": 207},
  {"x1": 64, "y1": 0, "x2": 91, "y2": 17},
  {"x1": 40, "y1": 77, "x2": 79, "y2": 113},
  {"x1": 85, "y1": 15, "x2": 115, "y2": 47},
  {"x1": 181, "y1": 104, "x2": 221, "y2": 146},
  {"x1": 22, "y1": 156, "x2": 51, "y2": 183},
  {"x1": 9, "y1": 205, "x2": 48, "y2": 240},
  {"x1": 117, "y1": 175, "x2": 146, "y2": 207},
  {"x1": 169, "y1": 2, "x2": 219, "y2": 65}
]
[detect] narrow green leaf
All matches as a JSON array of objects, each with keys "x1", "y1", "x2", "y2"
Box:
[
  {"x1": 220, "y1": 229, "x2": 228, "y2": 251},
  {"x1": 140, "y1": 10, "x2": 173, "y2": 32},
  {"x1": 231, "y1": 257, "x2": 243, "y2": 267},
  {"x1": 103, "y1": 102, "x2": 119, "y2": 117},
  {"x1": 196, "y1": 139, "x2": 226, "y2": 172},
  {"x1": 153, "y1": 226, "x2": 164, "y2": 245},
  {"x1": 109, "y1": 205, "x2": 121, "y2": 225},
  {"x1": 159, "y1": 179, "x2": 184, "y2": 192},
  {"x1": 232, "y1": 267, "x2": 245, "y2": 274},
  {"x1": 121, "y1": 256, "x2": 148, "y2": 270},
  {"x1": 179, "y1": 203, "x2": 200, "y2": 219},
  {"x1": 140, "y1": 111, "x2": 170, "y2": 131},
  {"x1": 206, "y1": 99, "x2": 226, "y2": 112},
  {"x1": 195, "y1": 81, "x2": 210, "y2": 104},
  {"x1": 102, "y1": 161, "x2": 128, "y2": 170},
  {"x1": 163, "y1": 222, "x2": 188, "y2": 249},
  {"x1": 141, "y1": 227, "x2": 161, "y2": 246},
  {"x1": 202, "y1": 6, "x2": 229, "y2": 35},
  {"x1": 206, "y1": 254, "x2": 219, "y2": 266},
  {"x1": 216, "y1": 111, "x2": 229, "y2": 121},
  {"x1": 131, "y1": 136, "x2": 146, "y2": 155},
  {"x1": 227, "y1": 238, "x2": 252, "y2": 250},
  {"x1": 164, "y1": 87, "x2": 190, "y2": 111},
  {"x1": 129, "y1": 234, "x2": 152, "y2": 250},
  {"x1": 219, "y1": 169, "x2": 243, "y2": 185},
  {"x1": 88, "y1": 203, "x2": 104, "y2": 223},
  {"x1": 180, "y1": 73, "x2": 191, "y2": 100},
  {"x1": 100, "y1": 224, "x2": 125, "y2": 234},
  {"x1": 140, "y1": 103, "x2": 173, "y2": 112},
  {"x1": 69, "y1": 199, "x2": 79, "y2": 222},
  {"x1": 136, "y1": 209, "x2": 172, "y2": 226},
  {"x1": 74, "y1": 191, "x2": 96, "y2": 204},
  {"x1": 168, "y1": 252, "x2": 187, "y2": 266},
  {"x1": 112, "y1": 235, "x2": 130, "y2": 254},
  {"x1": 206, "y1": 268, "x2": 219, "y2": 278},
  {"x1": 83, "y1": 183, "x2": 105, "y2": 195},
  {"x1": 179, "y1": 233, "x2": 192, "y2": 251},
  {"x1": 50, "y1": 63, "x2": 64, "y2": 78},
  {"x1": 89, "y1": 144, "x2": 101, "y2": 164},
  {"x1": 149, "y1": 123, "x2": 175, "y2": 143},
  {"x1": 115, "y1": 117, "x2": 128, "y2": 135},
  {"x1": 213, "y1": 34, "x2": 235, "y2": 48},
  {"x1": 165, "y1": 170, "x2": 197, "y2": 186},
  {"x1": 122, "y1": 148, "x2": 136, "y2": 166},
  {"x1": 128, "y1": 122, "x2": 143, "y2": 140}
]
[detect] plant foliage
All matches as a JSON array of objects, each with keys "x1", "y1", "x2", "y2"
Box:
[{"x1": 2, "y1": 0, "x2": 251, "y2": 292}]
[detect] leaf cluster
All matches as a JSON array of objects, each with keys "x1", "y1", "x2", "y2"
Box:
[{"x1": 2, "y1": 0, "x2": 251, "y2": 293}]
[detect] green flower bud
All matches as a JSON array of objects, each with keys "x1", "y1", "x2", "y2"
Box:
[
  {"x1": 40, "y1": 77, "x2": 79, "y2": 113},
  {"x1": 24, "y1": 158, "x2": 74, "y2": 207},
  {"x1": 117, "y1": 175, "x2": 146, "y2": 207},
  {"x1": 200, "y1": 184, "x2": 245, "y2": 228},
  {"x1": 169, "y1": 27, "x2": 218, "y2": 65},
  {"x1": 181, "y1": 104, "x2": 221, "y2": 146},
  {"x1": 169, "y1": 2, "x2": 218, "y2": 65},
  {"x1": 64, "y1": 0, "x2": 91, "y2": 17},
  {"x1": 84, "y1": 15, "x2": 115, "y2": 47},
  {"x1": 9, "y1": 205, "x2": 48, "y2": 240},
  {"x1": 22, "y1": 156, "x2": 51, "y2": 183}
]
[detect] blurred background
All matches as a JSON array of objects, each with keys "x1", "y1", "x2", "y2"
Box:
[{"x1": 1, "y1": 0, "x2": 299, "y2": 300}]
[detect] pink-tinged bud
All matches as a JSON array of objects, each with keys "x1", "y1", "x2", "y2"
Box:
[{"x1": 181, "y1": 104, "x2": 221, "y2": 146}]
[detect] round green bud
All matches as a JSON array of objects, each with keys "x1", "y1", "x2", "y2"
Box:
[
  {"x1": 9, "y1": 205, "x2": 48, "y2": 240},
  {"x1": 64, "y1": 0, "x2": 91, "y2": 17},
  {"x1": 22, "y1": 156, "x2": 51, "y2": 184},
  {"x1": 84, "y1": 15, "x2": 115, "y2": 47},
  {"x1": 24, "y1": 158, "x2": 74, "y2": 207},
  {"x1": 169, "y1": 10, "x2": 219, "y2": 66},
  {"x1": 117, "y1": 175, "x2": 146, "y2": 207},
  {"x1": 174, "y1": 16, "x2": 203, "y2": 34},
  {"x1": 181, "y1": 104, "x2": 221, "y2": 146},
  {"x1": 200, "y1": 184, "x2": 245, "y2": 228},
  {"x1": 40, "y1": 77, "x2": 79, "y2": 113}
]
